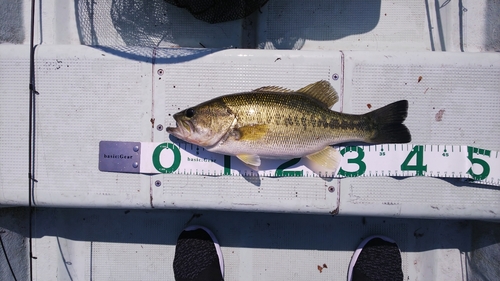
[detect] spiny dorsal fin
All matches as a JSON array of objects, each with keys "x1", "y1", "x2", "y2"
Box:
[
  {"x1": 297, "y1": 80, "x2": 339, "y2": 108},
  {"x1": 252, "y1": 86, "x2": 293, "y2": 93}
]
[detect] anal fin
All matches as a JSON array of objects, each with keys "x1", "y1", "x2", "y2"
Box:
[
  {"x1": 305, "y1": 146, "x2": 341, "y2": 176},
  {"x1": 237, "y1": 154, "x2": 261, "y2": 170}
]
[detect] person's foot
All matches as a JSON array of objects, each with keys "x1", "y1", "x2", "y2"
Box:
[
  {"x1": 347, "y1": 235, "x2": 403, "y2": 281},
  {"x1": 173, "y1": 225, "x2": 224, "y2": 281}
]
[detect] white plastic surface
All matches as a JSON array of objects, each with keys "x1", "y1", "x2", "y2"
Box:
[
  {"x1": 340, "y1": 51, "x2": 500, "y2": 219},
  {"x1": 153, "y1": 48, "x2": 342, "y2": 213},
  {"x1": 1, "y1": 1, "x2": 500, "y2": 281},
  {"x1": 1, "y1": 45, "x2": 499, "y2": 219},
  {"x1": 0, "y1": 45, "x2": 31, "y2": 206},
  {"x1": 23, "y1": 208, "x2": 472, "y2": 281},
  {"x1": 31, "y1": 45, "x2": 154, "y2": 208}
]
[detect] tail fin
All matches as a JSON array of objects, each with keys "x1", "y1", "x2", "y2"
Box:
[{"x1": 365, "y1": 100, "x2": 411, "y2": 144}]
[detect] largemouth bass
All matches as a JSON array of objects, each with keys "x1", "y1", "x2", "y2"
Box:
[{"x1": 167, "y1": 81, "x2": 411, "y2": 174}]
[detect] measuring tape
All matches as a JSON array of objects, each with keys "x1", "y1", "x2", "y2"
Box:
[{"x1": 99, "y1": 141, "x2": 500, "y2": 187}]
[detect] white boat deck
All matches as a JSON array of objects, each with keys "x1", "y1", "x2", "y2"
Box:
[{"x1": 1, "y1": 0, "x2": 499, "y2": 280}]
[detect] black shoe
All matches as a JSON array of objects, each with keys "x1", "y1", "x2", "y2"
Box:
[
  {"x1": 173, "y1": 226, "x2": 224, "y2": 281},
  {"x1": 348, "y1": 235, "x2": 403, "y2": 281}
]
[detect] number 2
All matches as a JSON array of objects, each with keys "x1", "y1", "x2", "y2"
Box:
[
  {"x1": 223, "y1": 155, "x2": 231, "y2": 175},
  {"x1": 275, "y1": 158, "x2": 303, "y2": 177}
]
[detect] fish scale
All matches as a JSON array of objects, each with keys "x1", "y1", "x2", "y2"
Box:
[
  {"x1": 220, "y1": 92, "x2": 367, "y2": 156},
  {"x1": 223, "y1": 92, "x2": 348, "y2": 153}
]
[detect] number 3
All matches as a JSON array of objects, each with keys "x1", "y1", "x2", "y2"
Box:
[{"x1": 338, "y1": 146, "x2": 366, "y2": 177}]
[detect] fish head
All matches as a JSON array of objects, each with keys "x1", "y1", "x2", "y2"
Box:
[{"x1": 166, "y1": 100, "x2": 235, "y2": 147}]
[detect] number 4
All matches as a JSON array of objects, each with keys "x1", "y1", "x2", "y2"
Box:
[{"x1": 400, "y1": 145, "x2": 427, "y2": 176}]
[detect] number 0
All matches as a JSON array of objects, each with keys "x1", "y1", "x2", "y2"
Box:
[{"x1": 152, "y1": 143, "x2": 181, "y2": 173}]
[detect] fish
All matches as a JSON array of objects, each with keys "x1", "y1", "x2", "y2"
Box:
[{"x1": 166, "y1": 81, "x2": 411, "y2": 175}]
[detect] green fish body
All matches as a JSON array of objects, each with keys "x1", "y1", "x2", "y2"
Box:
[{"x1": 167, "y1": 81, "x2": 411, "y2": 173}]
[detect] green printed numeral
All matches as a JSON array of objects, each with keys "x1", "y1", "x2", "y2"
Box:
[
  {"x1": 275, "y1": 158, "x2": 303, "y2": 177},
  {"x1": 152, "y1": 143, "x2": 181, "y2": 173},
  {"x1": 223, "y1": 155, "x2": 231, "y2": 175},
  {"x1": 467, "y1": 146, "x2": 491, "y2": 181},
  {"x1": 338, "y1": 146, "x2": 366, "y2": 177},
  {"x1": 400, "y1": 145, "x2": 427, "y2": 176}
]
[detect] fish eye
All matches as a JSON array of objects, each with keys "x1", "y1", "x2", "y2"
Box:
[{"x1": 185, "y1": 108, "x2": 195, "y2": 118}]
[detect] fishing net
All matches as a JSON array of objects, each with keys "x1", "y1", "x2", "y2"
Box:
[
  {"x1": 75, "y1": 0, "x2": 268, "y2": 55},
  {"x1": 164, "y1": 0, "x2": 268, "y2": 24}
]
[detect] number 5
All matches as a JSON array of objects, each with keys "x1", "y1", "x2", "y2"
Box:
[{"x1": 467, "y1": 146, "x2": 490, "y2": 181}]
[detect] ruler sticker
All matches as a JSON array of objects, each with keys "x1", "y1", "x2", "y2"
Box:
[{"x1": 100, "y1": 141, "x2": 500, "y2": 186}]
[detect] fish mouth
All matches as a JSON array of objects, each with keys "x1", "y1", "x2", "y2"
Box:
[{"x1": 166, "y1": 117, "x2": 193, "y2": 139}]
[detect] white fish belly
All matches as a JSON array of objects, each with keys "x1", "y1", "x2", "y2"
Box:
[{"x1": 207, "y1": 137, "x2": 330, "y2": 159}]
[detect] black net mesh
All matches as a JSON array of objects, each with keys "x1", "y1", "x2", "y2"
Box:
[
  {"x1": 76, "y1": 0, "x2": 172, "y2": 46},
  {"x1": 75, "y1": 0, "x2": 268, "y2": 56},
  {"x1": 164, "y1": 0, "x2": 268, "y2": 24}
]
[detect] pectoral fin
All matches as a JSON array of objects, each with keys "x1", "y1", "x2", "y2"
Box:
[
  {"x1": 237, "y1": 154, "x2": 261, "y2": 168},
  {"x1": 305, "y1": 146, "x2": 341, "y2": 176},
  {"x1": 236, "y1": 124, "x2": 268, "y2": 141}
]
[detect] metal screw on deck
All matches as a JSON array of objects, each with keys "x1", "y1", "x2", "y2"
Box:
[
  {"x1": 328, "y1": 186, "x2": 335, "y2": 193},
  {"x1": 155, "y1": 180, "x2": 162, "y2": 187},
  {"x1": 157, "y1": 69, "x2": 164, "y2": 76},
  {"x1": 133, "y1": 146, "x2": 140, "y2": 169},
  {"x1": 157, "y1": 124, "x2": 164, "y2": 131},
  {"x1": 332, "y1": 73, "x2": 339, "y2": 81}
]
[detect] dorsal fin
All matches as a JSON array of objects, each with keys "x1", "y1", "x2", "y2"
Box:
[
  {"x1": 252, "y1": 86, "x2": 293, "y2": 93},
  {"x1": 296, "y1": 80, "x2": 339, "y2": 108}
]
